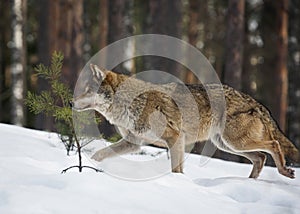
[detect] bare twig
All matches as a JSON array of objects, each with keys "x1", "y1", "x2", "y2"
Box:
[{"x1": 61, "y1": 165, "x2": 103, "y2": 174}]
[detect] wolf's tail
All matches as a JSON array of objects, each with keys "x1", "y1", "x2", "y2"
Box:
[{"x1": 272, "y1": 127, "x2": 300, "y2": 165}]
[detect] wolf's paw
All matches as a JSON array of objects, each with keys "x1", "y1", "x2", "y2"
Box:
[{"x1": 279, "y1": 167, "x2": 295, "y2": 179}]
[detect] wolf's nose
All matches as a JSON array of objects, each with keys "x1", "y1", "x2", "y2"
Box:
[{"x1": 69, "y1": 101, "x2": 74, "y2": 108}]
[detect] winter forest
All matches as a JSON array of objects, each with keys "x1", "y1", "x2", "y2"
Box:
[{"x1": 1, "y1": 0, "x2": 300, "y2": 164}]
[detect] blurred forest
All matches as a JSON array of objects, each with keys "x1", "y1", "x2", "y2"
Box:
[{"x1": 1, "y1": 0, "x2": 300, "y2": 163}]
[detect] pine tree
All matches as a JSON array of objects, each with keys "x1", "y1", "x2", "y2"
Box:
[{"x1": 25, "y1": 51, "x2": 101, "y2": 173}]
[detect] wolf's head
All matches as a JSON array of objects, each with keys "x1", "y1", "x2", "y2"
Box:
[{"x1": 73, "y1": 64, "x2": 118, "y2": 114}]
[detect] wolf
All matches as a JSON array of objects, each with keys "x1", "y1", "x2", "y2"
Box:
[{"x1": 73, "y1": 64, "x2": 300, "y2": 179}]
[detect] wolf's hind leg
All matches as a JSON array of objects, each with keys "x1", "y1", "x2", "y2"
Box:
[
  {"x1": 212, "y1": 135, "x2": 266, "y2": 178},
  {"x1": 232, "y1": 140, "x2": 295, "y2": 179},
  {"x1": 241, "y1": 152, "x2": 266, "y2": 178},
  {"x1": 91, "y1": 139, "x2": 140, "y2": 162}
]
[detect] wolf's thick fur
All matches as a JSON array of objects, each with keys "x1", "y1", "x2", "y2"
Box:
[{"x1": 73, "y1": 64, "x2": 300, "y2": 179}]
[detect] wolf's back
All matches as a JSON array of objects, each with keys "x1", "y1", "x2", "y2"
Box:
[{"x1": 225, "y1": 85, "x2": 300, "y2": 165}]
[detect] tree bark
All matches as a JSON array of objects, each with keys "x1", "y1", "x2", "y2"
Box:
[
  {"x1": 99, "y1": 0, "x2": 108, "y2": 50},
  {"x1": 242, "y1": 3, "x2": 257, "y2": 99},
  {"x1": 224, "y1": 0, "x2": 245, "y2": 90},
  {"x1": 52, "y1": 0, "x2": 84, "y2": 90},
  {"x1": 261, "y1": 0, "x2": 288, "y2": 131},
  {"x1": 108, "y1": 0, "x2": 129, "y2": 43},
  {"x1": 287, "y1": 0, "x2": 300, "y2": 150},
  {"x1": 0, "y1": 1, "x2": 3, "y2": 121},
  {"x1": 36, "y1": 0, "x2": 53, "y2": 130},
  {"x1": 36, "y1": 0, "x2": 84, "y2": 131},
  {"x1": 11, "y1": 0, "x2": 27, "y2": 126},
  {"x1": 275, "y1": 0, "x2": 289, "y2": 131},
  {"x1": 37, "y1": 0, "x2": 50, "y2": 66},
  {"x1": 146, "y1": 0, "x2": 183, "y2": 77},
  {"x1": 0, "y1": 1, "x2": 14, "y2": 123},
  {"x1": 108, "y1": 0, "x2": 132, "y2": 74},
  {"x1": 186, "y1": 0, "x2": 201, "y2": 84},
  {"x1": 133, "y1": 0, "x2": 148, "y2": 73}
]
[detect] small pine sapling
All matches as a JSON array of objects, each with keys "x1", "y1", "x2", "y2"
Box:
[{"x1": 26, "y1": 51, "x2": 102, "y2": 173}]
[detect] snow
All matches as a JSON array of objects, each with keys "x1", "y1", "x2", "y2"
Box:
[{"x1": 0, "y1": 123, "x2": 300, "y2": 214}]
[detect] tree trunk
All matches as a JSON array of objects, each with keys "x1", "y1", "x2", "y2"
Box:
[
  {"x1": 38, "y1": 0, "x2": 50, "y2": 66},
  {"x1": 36, "y1": 0, "x2": 84, "y2": 131},
  {"x1": 148, "y1": 0, "x2": 182, "y2": 38},
  {"x1": 0, "y1": 1, "x2": 13, "y2": 123},
  {"x1": 11, "y1": 0, "x2": 27, "y2": 126},
  {"x1": 186, "y1": 0, "x2": 201, "y2": 84},
  {"x1": 261, "y1": 0, "x2": 288, "y2": 131},
  {"x1": 0, "y1": 1, "x2": 3, "y2": 121},
  {"x1": 287, "y1": 0, "x2": 300, "y2": 150},
  {"x1": 99, "y1": 0, "x2": 108, "y2": 50},
  {"x1": 97, "y1": 0, "x2": 108, "y2": 70},
  {"x1": 146, "y1": 0, "x2": 183, "y2": 77},
  {"x1": 224, "y1": 0, "x2": 245, "y2": 90},
  {"x1": 108, "y1": 0, "x2": 131, "y2": 43},
  {"x1": 133, "y1": 0, "x2": 148, "y2": 73},
  {"x1": 275, "y1": 0, "x2": 289, "y2": 131},
  {"x1": 241, "y1": 1, "x2": 258, "y2": 99},
  {"x1": 36, "y1": 0, "x2": 52, "y2": 130},
  {"x1": 108, "y1": 0, "x2": 132, "y2": 74},
  {"x1": 53, "y1": 0, "x2": 84, "y2": 90}
]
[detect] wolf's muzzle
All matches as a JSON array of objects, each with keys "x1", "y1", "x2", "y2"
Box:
[{"x1": 69, "y1": 100, "x2": 74, "y2": 108}]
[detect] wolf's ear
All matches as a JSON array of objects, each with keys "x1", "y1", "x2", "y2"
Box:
[{"x1": 89, "y1": 64, "x2": 108, "y2": 80}]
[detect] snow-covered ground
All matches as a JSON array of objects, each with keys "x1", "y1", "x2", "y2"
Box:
[{"x1": 0, "y1": 123, "x2": 300, "y2": 214}]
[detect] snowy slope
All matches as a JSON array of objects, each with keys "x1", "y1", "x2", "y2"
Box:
[{"x1": 0, "y1": 123, "x2": 300, "y2": 214}]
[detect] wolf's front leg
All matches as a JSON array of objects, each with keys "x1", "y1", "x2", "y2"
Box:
[{"x1": 91, "y1": 139, "x2": 140, "y2": 162}]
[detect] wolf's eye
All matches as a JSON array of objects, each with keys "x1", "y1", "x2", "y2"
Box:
[{"x1": 104, "y1": 91, "x2": 111, "y2": 98}]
